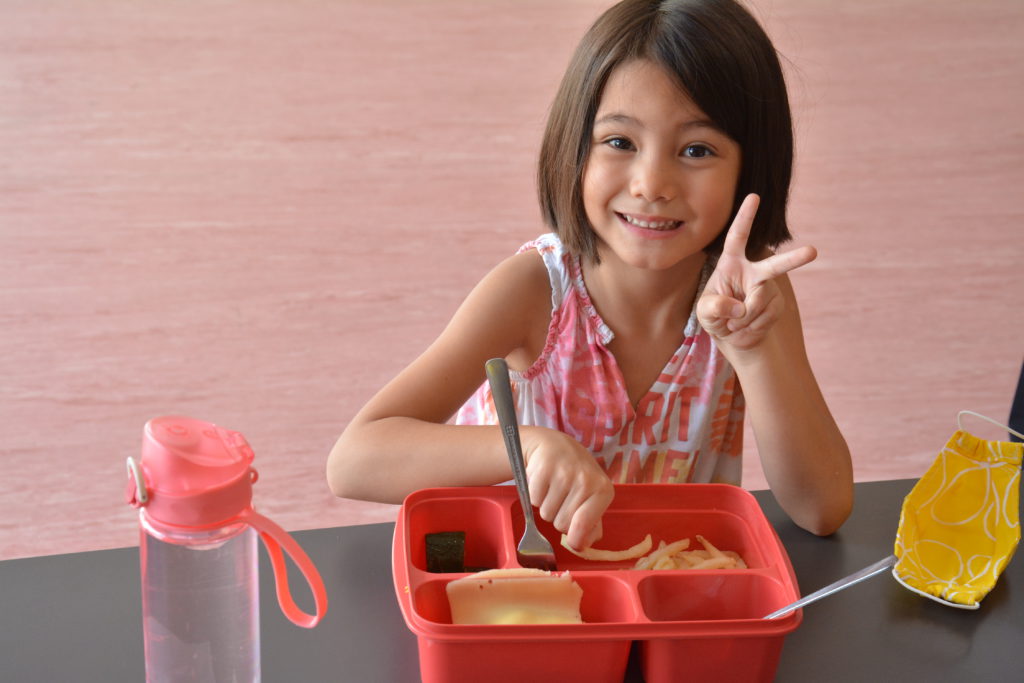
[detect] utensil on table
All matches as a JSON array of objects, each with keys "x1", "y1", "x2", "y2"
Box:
[
  {"x1": 485, "y1": 358, "x2": 557, "y2": 571},
  {"x1": 763, "y1": 554, "x2": 897, "y2": 620}
]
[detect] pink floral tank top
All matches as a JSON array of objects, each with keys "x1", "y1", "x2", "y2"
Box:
[{"x1": 456, "y1": 233, "x2": 745, "y2": 485}]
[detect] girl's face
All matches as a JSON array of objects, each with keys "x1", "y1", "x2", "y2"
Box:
[{"x1": 582, "y1": 59, "x2": 741, "y2": 272}]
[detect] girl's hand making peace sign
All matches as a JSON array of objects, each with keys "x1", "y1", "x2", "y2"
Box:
[{"x1": 697, "y1": 194, "x2": 817, "y2": 352}]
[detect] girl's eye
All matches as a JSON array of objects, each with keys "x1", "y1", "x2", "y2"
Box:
[
  {"x1": 683, "y1": 144, "x2": 714, "y2": 159},
  {"x1": 605, "y1": 136, "x2": 635, "y2": 151}
]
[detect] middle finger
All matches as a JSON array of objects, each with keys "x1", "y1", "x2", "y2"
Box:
[
  {"x1": 537, "y1": 474, "x2": 571, "y2": 525},
  {"x1": 753, "y1": 244, "x2": 817, "y2": 283}
]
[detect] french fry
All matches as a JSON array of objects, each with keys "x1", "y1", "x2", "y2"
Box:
[
  {"x1": 725, "y1": 551, "x2": 748, "y2": 569},
  {"x1": 689, "y1": 556, "x2": 735, "y2": 570},
  {"x1": 696, "y1": 535, "x2": 724, "y2": 559},
  {"x1": 634, "y1": 538, "x2": 690, "y2": 570},
  {"x1": 652, "y1": 555, "x2": 677, "y2": 570},
  {"x1": 560, "y1": 533, "x2": 653, "y2": 561},
  {"x1": 677, "y1": 551, "x2": 704, "y2": 568}
]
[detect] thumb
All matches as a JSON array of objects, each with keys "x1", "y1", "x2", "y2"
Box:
[{"x1": 697, "y1": 292, "x2": 745, "y2": 334}]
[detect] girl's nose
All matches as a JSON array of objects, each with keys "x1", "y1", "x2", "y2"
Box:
[{"x1": 629, "y1": 154, "x2": 676, "y2": 203}]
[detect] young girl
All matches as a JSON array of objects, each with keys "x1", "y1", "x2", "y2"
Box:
[{"x1": 327, "y1": 0, "x2": 853, "y2": 550}]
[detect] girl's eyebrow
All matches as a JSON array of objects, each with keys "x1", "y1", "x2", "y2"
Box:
[{"x1": 593, "y1": 112, "x2": 722, "y2": 132}]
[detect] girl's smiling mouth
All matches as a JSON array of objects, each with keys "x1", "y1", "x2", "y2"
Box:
[{"x1": 616, "y1": 211, "x2": 683, "y2": 233}]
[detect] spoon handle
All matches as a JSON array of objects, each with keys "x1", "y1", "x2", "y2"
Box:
[{"x1": 764, "y1": 555, "x2": 897, "y2": 620}]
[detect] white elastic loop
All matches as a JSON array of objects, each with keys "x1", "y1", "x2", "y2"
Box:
[
  {"x1": 957, "y1": 410, "x2": 1024, "y2": 442},
  {"x1": 126, "y1": 456, "x2": 148, "y2": 504},
  {"x1": 891, "y1": 568, "x2": 980, "y2": 610}
]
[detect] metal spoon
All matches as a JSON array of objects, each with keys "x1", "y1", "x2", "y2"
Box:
[
  {"x1": 764, "y1": 554, "x2": 897, "y2": 620},
  {"x1": 485, "y1": 358, "x2": 557, "y2": 571}
]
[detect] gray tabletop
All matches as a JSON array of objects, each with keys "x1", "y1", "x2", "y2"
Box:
[{"x1": 2, "y1": 478, "x2": 1021, "y2": 681}]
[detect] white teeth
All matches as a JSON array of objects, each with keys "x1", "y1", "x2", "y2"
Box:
[{"x1": 621, "y1": 214, "x2": 679, "y2": 230}]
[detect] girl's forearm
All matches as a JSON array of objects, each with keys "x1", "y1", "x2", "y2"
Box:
[
  {"x1": 727, "y1": 335, "x2": 853, "y2": 535},
  {"x1": 327, "y1": 418, "x2": 513, "y2": 503}
]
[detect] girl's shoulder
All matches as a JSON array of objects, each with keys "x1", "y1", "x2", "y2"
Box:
[
  {"x1": 446, "y1": 238, "x2": 554, "y2": 364},
  {"x1": 474, "y1": 236, "x2": 561, "y2": 371},
  {"x1": 487, "y1": 233, "x2": 571, "y2": 304},
  {"x1": 487, "y1": 239, "x2": 553, "y2": 297}
]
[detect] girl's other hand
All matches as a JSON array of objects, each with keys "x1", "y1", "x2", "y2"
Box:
[
  {"x1": 519, "y1": 426, "x2": 614, "y2": 551},
  {"x1": 697, "y1": 194, "x2": 817, "y2": 351}
]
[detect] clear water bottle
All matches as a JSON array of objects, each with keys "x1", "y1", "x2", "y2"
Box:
[{"x1": 126, "y1": 416, "x2": 328, "y2": 682}]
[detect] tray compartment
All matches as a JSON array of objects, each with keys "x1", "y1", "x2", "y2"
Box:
[
  {"x1": 410, "y1": 572, "x2": 639, "y2": 626},
  {"x1": 512, "y1": 486, "x2": 771, "y2": 571},
  {"x1": 406, "y1": 495, "x2": 510, "y2": 572},
  {"x1": 636, "y1": 570, "x2": 799, "y2": 682},
  {"x1": 410, "y1": 578, "x2": 454, "y2": 625},
  {"x1": 577, "y1": 573, "x2": 641, "y2": 624},
  {"x1": 637, "y1": 572, "x2": 789, "y2": 622}
]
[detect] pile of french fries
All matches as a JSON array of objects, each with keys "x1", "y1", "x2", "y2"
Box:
[
  {"x1": 561, "y1": 533, "x2": 746, "y2": 570},
  {"x1": 634, "y1": 535, "x2": 746, "y2": 570}
]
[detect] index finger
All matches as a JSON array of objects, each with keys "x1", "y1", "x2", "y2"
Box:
[{"x1": 721, "y1": 193, "x2": 760, "y2": 257}]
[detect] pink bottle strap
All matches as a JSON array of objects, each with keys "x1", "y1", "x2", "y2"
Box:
[{"x1": 239, "y1": 508, "x2": 328, "y2": 628}]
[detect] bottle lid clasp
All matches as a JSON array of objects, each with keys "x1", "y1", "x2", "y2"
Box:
[{"x1": 126, "y1": 456, "x2": 149, "y2": 507}]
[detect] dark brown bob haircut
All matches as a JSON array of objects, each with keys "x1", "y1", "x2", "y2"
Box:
[{"x1": 538, "y1": 0, "x2": 794, "y2": 261}]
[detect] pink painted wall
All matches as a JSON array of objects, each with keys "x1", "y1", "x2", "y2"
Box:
[{"x1": 2, "y1": 0, "x2": 1021, "y2": 559}]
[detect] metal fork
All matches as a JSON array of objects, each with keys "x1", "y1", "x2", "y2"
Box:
[{"x1": 485, "y1": 358, "x2": 557, "y2": 571}]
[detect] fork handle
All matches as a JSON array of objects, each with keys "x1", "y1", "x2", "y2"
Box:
[{"x1": 485, "y1": 358, "x2": 537, "y2": 524}]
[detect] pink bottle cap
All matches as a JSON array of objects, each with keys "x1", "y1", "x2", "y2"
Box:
[{"x1": 126, "y1": 416, "x2": 258, "y2": 528}]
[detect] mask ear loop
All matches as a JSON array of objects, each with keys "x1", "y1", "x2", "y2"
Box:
[{"x1": 957, "y1": 410, "x2": 1024, "y2": 442}]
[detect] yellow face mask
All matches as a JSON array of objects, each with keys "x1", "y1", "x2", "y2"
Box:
[{"x1": 893, "y1": 413, "x2": 1023, "y2": 609}]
